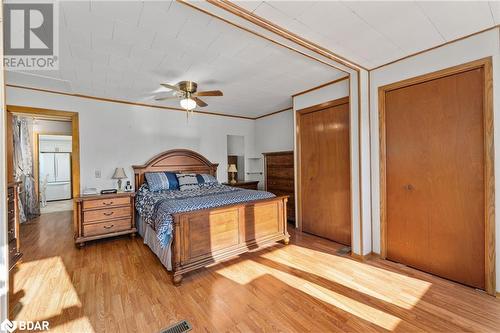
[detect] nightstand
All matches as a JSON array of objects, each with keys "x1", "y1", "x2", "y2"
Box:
[
  {"x1": 74, "y1": 192, "x2": 136, "y2": 247},
  {"x1": 223, "y1": 180, "x2": 259, "y2": 190}
]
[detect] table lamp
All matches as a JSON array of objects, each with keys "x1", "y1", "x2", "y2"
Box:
[
  {"x1": 112, "y1": 167, "x2": 127, "y2": 191},
  {"x1": 228, "y1": 164, "x2": 237, "y2": 184}
]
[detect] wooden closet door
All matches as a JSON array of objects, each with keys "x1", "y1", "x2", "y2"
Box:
[
  {"x1": 299, "y1": 100, "x2": 351, "y2": 245},
  {"x1": 385, "y1": 68, "x2": 485, "y2": 289}
]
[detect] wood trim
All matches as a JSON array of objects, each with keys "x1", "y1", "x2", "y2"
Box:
[
  {"x1": 292, "y1": 76, "x2": 349, "y2": 98},
  {"x1": 6, "y1": 84, "x2": 255, "y2": 120},
  {"x1": 371, "y1": 25, "x2": 499, "y2": 72},
  {"x1": 357, "y1": 74, "x2": 364, "y2": 256},
  {"x1": 295, "y1": 96, "x2": 352, "y2": 245},
  {"x1": 350, "y1": 251, "x2": 380, "y2": 262},
  {"x1": 254, "y1": 107, "x2": 292, "y2": 120},
  {"x1": 296, "y1": 96, "x2": 349, "y2": 115},
  {"x1": 378, "y1": 57, "x2": 495, "y2": 295},
  {"x1": 204, "y1": 0, "x2": 366, "y2": 71},
  {"x1": 6, "y1": 105, "x2": 81, "y2": 199}
]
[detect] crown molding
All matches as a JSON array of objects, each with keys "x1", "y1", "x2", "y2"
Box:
[{"x1": 5, "y1": 84, "x2": 256, "y2": 120}]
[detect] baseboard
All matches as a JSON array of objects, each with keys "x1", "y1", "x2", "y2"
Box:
[{"x1": 350, "y1": 252, "x2": 380, "y2": 261}]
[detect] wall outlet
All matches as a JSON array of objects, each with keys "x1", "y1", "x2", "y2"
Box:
[{"x1": 94, "y1": 169, "x2": 101, "y2": 178}]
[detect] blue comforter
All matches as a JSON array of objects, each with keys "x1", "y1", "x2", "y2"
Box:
[{"x1": 136, "y1": 183, "x2": 275, "y2": 248}]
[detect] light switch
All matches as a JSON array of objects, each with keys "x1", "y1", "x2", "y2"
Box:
[{"x1": 94, "y1": 169, "x2": 101, "y2": 178}]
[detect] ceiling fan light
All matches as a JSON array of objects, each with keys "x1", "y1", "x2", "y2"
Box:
[{"x1": 180, "y1": 98, "x2": 196, "y2": 110}]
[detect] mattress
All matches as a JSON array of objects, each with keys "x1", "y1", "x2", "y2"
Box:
[{"x1": 136, "y1": 214, "x2": 172, "y2": 270}]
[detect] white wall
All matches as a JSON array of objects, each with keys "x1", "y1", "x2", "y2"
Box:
[
  {"x1": 6, "y1": 87, "x2": 256, "y2": 192},
  {"x1": 227, "y1": 135, "x2": 245, "y2": 156},
  {"x1": 370, "y1": 28, "x2": 500, "y2": 290},
  {"x1": 255, "y1": 109, "x2": 294, "y2": 154},
  {"x1": 293, "y1": 78, "x2": 349, "y2": 110}
]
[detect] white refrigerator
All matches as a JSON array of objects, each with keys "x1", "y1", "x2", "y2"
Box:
[{"x1": 39, "y1": 152, "x2": 72, "y2": 201}]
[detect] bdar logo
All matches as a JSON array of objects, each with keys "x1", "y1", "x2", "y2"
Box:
[{"x1": 0, "y1": 319, "x2": 16, "y2": 333}]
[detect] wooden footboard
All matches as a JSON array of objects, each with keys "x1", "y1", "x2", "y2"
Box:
[{"x1": 170, "y1": 195, "x2": 290, "y2": 285}]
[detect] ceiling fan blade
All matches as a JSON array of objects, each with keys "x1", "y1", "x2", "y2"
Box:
[
  {"x1": 160, "y1": 83, "x2": 181, "y2": 91},
  {"x1": 154, "y1": 96, "x2": 178, "y2": 101},
  {"x1": 193, "y1": 97, "x2": 208, "y2": 107},
  {"x1": 194, "y1": 90, "x2": 223, "y2": 97}
]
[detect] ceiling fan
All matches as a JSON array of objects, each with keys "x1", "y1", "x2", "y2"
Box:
[{"x1": 155, "y1": 81, "x2": 223, "y2": 113}]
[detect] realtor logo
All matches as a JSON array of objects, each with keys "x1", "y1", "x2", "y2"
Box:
[
  {"x1": 3, "y1": 1, "x2": 59, "y2": 70},
  {"x1": 0, "y1": 319, "x2": 16, "y2": 333}
]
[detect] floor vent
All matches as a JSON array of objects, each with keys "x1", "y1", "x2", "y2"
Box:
[
  {"x1": 337, "y1": 246, "x2": 351, "y2": 255},
  {"x1": 160, "y1": 320, "x2": 192, "y2": 333}
]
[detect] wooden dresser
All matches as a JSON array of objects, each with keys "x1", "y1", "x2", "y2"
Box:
[
  {"x1": 74, "y1": 192, "x2": 136, "y2": 247},
  {"x1": 223, "y1": 180, "x2": 259, "y2": 190},
  {"x1": 8, "y1": 182, "x2": 22, "y2": 270},
  {"x1": 263, "y1": 151, "x2": 295, "y2": 221}
]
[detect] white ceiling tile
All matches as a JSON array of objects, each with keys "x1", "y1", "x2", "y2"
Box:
[
  {"x1": 418, "y1": 1, "x2": 495, "y2": 41},
  {"x1": 92, "y1": 35, "x2": 132, "y2": 58},
  {"x1": 70, "y1": 44, "x2": 109, "y2": 64},
  {"x1": 489, "y1": 2, "x2": 500, "y2": 24},
  {"x1": 138, "y1": 1, "x2": 186, "y2": 36},
  {"x1": 343, "y1": 1, "x2": 444, "y2": 54},
  {"x1": 113, "y1": 21, "x2": 156, "y2": 50},
  {"x1": 232, "y1": 1, "x2": 263, "y2": 13},
  {"x1": 264, "y1": 1, "x2": 316, "y2": 19},
  {"x1": 90, "y1": 0, "x2": 144, "y2": 26}
]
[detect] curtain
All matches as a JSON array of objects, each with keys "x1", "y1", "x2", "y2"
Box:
[{"x1": 12, "y1": 116, "x2": 40, "y2": 222}]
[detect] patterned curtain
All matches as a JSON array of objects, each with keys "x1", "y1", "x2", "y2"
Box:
[{"x1": 12, "y1": 116, "x2": 40, "y2": 222}]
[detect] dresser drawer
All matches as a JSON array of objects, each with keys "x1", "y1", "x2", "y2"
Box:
[
  {"x1": 83, "y1": 206, "x2": 131, "y2": 224},
  {"x1": 267, "y1": 166, "x2": 294, "y2": 179},
  {"x1": 83, "y1": 197, "x2": 130, "y2": 210},
  {"x1": 267, "y1": 178, "x2": 294, "y2": 192},
  {"x1": 267, "y1": 154, "x2": 293, "y2": 166},
  {"x1": 83, "y1": 218, "x2": 132, "y2": 237}
]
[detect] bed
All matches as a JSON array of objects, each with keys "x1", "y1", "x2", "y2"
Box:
[{"x1": 132, "y1": 149, "x2": 289, "y2": 285}]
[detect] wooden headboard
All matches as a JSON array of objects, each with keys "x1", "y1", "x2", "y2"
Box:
[{"x1": 132, "y1": 149, "x2": 219, "y2": 188}]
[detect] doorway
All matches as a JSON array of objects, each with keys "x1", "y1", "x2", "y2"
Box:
[
  {"x1": 6, "y1": 106, "x2": 80, "y2": 219},
  {"x1": 379, "y1": 57, "x2": 495, "y2": 294},
  {"x1": 37, "y1": 134, "x2": 73, "y2": 213}
]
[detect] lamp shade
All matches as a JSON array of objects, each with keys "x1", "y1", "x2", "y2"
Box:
[
  {"x1": 180, "y1": 98, "x2": 196, "y2": 110},
  {"x1": 112, "y1": 167, "x2": 127, "y2": 179},
  {"x1": 228, "y1": 164, "x2": 238, "y2": 173}
]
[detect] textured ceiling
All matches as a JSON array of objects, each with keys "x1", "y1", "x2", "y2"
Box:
[
  {"x1": 6, "y1": 1, "x2": 346, "y2": 118},
  {"x1": 235, "y1": 1, "x2": 499, "y2": 69}
]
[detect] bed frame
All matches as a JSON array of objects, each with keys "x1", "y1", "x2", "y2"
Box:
[{"x1": 132, "y1": 149, "x2": 290, "y2": 285}]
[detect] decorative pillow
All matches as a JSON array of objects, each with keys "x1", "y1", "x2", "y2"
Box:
[
  {"x1": 145, "y1": 172, "x2": 179, "y2": 191},
  {"x1": 176, "y1": 173, "x2": 199, "y2": 191},
  {"x1": 196, "y1": 174, "x2": 218, "y2": 184}
]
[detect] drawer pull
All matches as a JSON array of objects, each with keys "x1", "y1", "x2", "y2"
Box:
[
  {"x1": 103, "y1": 201, "x2": 114, "y2": 206},
  {"x1": 103, "y1": 224, "x2": 114, "y2": 229},
  {"x1": 103, "y1": 212, "x2": 114, "y2": 216},
  {"x1": 8, "y1": 210, "x2": 14, "y2": 215}
]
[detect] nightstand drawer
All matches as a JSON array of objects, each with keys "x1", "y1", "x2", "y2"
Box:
[
  {"x1": 83, "y1": 218, "x2": 132, "y2": 237},
  {"x1": 83, "y1": 206, "x2": 131, "y2": 224},
  {"x1": 83, "y1": 197, "x2": 130, "y2": 210}
]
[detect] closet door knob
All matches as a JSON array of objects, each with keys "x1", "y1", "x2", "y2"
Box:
[{"x1": 404, "y1": 184, "x2": 415, "y2": 191}]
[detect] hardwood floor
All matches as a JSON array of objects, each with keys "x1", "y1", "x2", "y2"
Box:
[{"x1": 9, "y1": 210, "x2": 500, "y2": 332}]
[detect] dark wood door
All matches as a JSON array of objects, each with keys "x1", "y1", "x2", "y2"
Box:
[
  {"x1": 299, "y1": 99, "x2": 351, "y2": 245},
  {"x1": 385, "y1": 68, "x2": 485, "y2": 289}
]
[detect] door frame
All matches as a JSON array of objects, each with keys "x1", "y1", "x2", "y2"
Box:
[
  {"x1": 296, "y1": 96, "x2": 353, "y2": 246},
  {"x1": 6, "y1": 105, "x2": 80, "y2": 199},
  {"x1": 378, "y1": 57, "x2": 495, "y2": 295}
]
